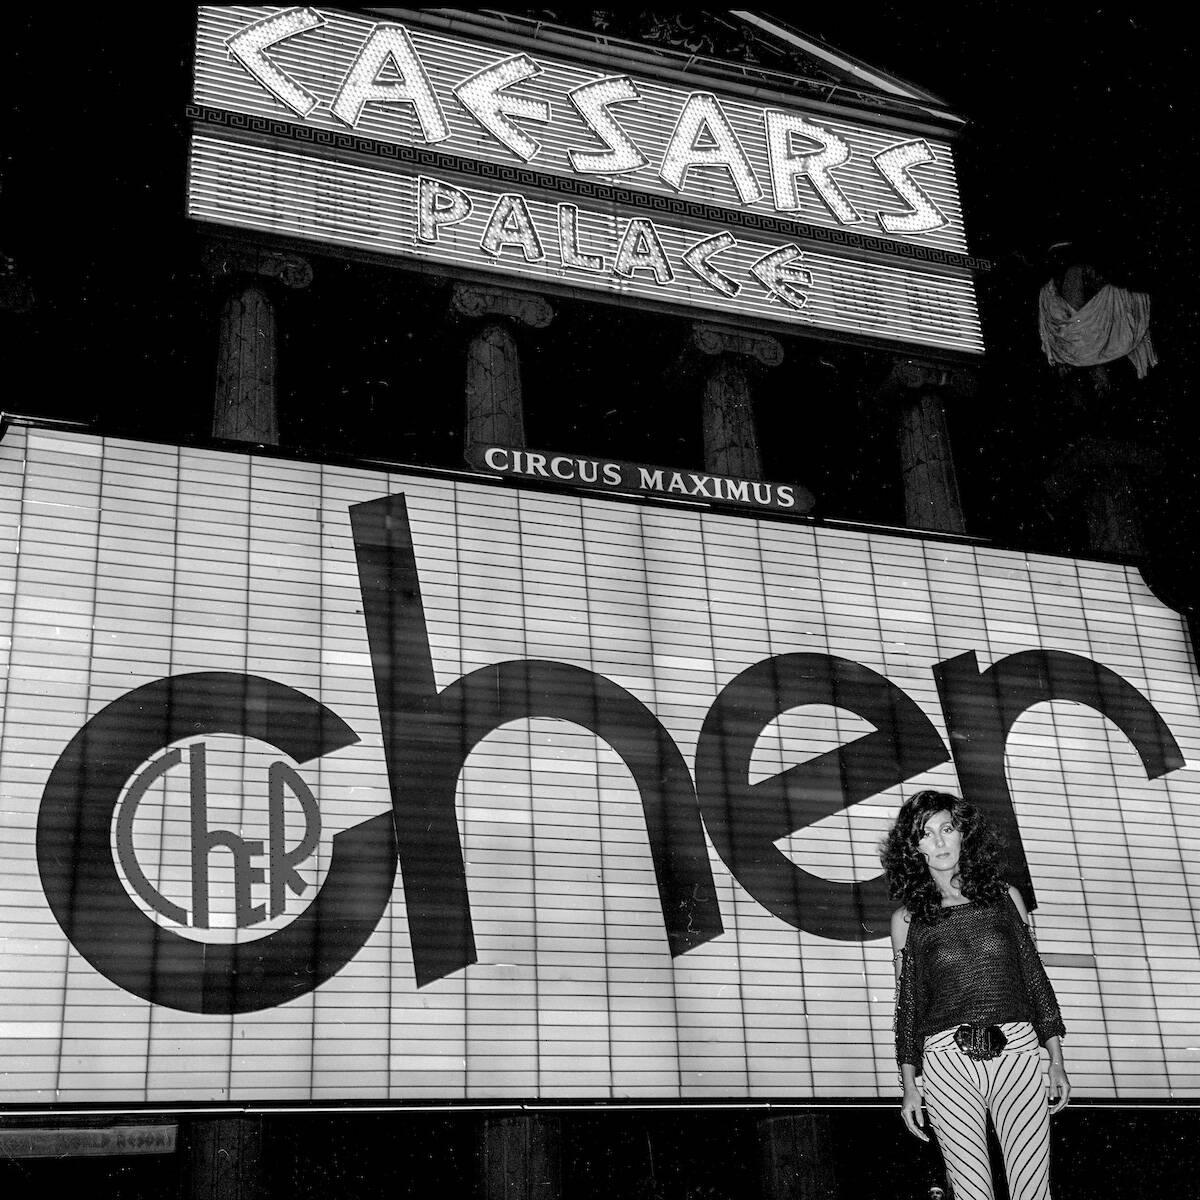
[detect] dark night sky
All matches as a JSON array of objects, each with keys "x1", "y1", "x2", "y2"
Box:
[
  {"x1": 813, "y1": 5, "x2": 1199, "y2": 597},
  {"x1": 828, "y1": 4, "x2": 1196, "y2": 403},
  {"x1": 814, "y1": 6, "x2": 1192, "y2": 266},
  {"x1": 812, "y1": 5, "x2": 1195, "y2": 370}
]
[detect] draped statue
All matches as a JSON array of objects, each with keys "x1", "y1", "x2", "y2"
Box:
[{"x1": 1038, "y1": 242, "x2": 1157, "y2": 406}]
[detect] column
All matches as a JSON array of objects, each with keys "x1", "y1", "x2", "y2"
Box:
[
  {"x1": 479, "y1": 1114, "x2": 562, "y2": 1200},
  {"x1": 885, "y1": 357, "x2": 970, "y2": 535},
  {"x1": 695, "y1": 324, "x2": 831, "y2": 1196},
  {"x1": 204, "y1": 242, "x2": 313, "y2": 445},
  {"x1": 184, "y1": 1115, "x2": 263, "y2": 1200},
  {"x1": 453, "y1": 288, "x2": 557, "y2": 1200},
  {"x1": 1044, "y1": 437, "x2": 1159, "y2": 558},
  {"x1": 692, "y1": 322, "x2": 784, "y2": 479},
  {"x1": 758, "y1": 1111, "x2": 839, "y2": 1200},
  {"x1": 453, "y1": 284, "x2": 554, "y2": 457}
]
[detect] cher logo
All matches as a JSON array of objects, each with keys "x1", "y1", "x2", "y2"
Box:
[
  {"x1": 115, "y1": 741, "x2": 323, "y2": 932},
  {"x1": 36, "y1": 673, "x2": 396, "y2": 1014},
  {"x1": 36, "y1": 491, "x2": 1187, "y2": 1014}
]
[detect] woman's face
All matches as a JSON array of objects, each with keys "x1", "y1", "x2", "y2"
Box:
[{"x1": 917, "y1": 809, "x2": 961, "y2": 874}]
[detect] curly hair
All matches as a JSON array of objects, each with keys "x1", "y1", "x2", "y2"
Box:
[{"x1": 880, "y1": 790, "x2": 1007, "y2": 922}]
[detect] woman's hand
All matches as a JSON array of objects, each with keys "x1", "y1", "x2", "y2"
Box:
[
  {"x1": 1047, "y1": 1061, "x2": 1071, "y2": 1114},
  {"x1": 901, "y1": 1083, "x2": 929, "y2": 1141},
  {"x1": 1045, "y1": 1036, "x2": 1070, "y2": 1114}
]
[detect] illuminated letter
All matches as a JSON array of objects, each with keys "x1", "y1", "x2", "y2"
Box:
[
  {"x1": 613, "y1": 219, "x2": 673, "y2": 285},
  {"x1": 557, "y1": 205, "x2": 605, "y2": 272},
  {"x1": 330, "y1": 24, "x2": 449, "y2": 140},
  {"x1": 873, "y1": 139, "x2": 949, "y2": 234},
  {"x1": 659, "y1": 93, "x2": 762, "y2": 205},
  {"x1": 681, "y1": 231, "x2": 740, "y2": 298},
  {"x1": 694, "y1": 654, "x2": 951, "y2": 941},
  {"x1": 484, "y1": 448, "x2": 509, "y2": 469},
  {"x1": 639, "y1": 468, "x2": 664, "y2": 489},
  {"x1": 749, "y1": 244, "x2": 813, "y2": 309},
  {"x1": 480, "y1": 194, "x2": 544, "y2": 261},
  {"x1": 764, "y1": 111, "x2": 862, "y2": 225},
  {"x1": 417, "y1": 176, "x2": 472, "y2": 242},
  {"x1": 453, "y1": 54, "x2": 550, "y2": 162},
  {"x1": 935, "y1": 649, "x2": 1184, "y2": 913},
  {"x1": 550, "y1": 457, "x2": 575, "y2": 480},
  {"x1": 602, "y1": 463, "x2": 622, "y2": 485},
  {"x1": 225, "y1": 6, "x2": 325, "y2": 118},
  {"x1": 566, "y1": 76, "x2": 648, "y2": 174},
  {"x1": 351, "y1": 493, "x2": 723, "y2": 986}
]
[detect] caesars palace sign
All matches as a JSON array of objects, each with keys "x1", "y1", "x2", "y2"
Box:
[
  {"x1": 3, "y1": 424, "x2": 1200, "y2": 1103},
  {"x1": 187, "y1": 6, "x2": 985, "y2": 353}
]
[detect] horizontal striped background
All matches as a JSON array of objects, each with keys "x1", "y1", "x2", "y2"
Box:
[{"x1": 1, "y1": 425, "x2": 1198, "y2": 1104}]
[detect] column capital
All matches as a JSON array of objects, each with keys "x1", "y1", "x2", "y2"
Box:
[
  {"x1": 883, "y1": 355, "x2": 977, "y2": 398},
  {"x1": 202, "y1": 241, "x2": 313, "y2": 290},
  {"x1": 451, "y1": 284, "x2": 554, "y2": 328},
  {"x1": 691, "y1": 322, "x2": 784, "y2": 367}
]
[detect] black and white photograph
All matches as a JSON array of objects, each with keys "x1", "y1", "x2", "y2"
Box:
[{"x1": 1, "y1": 7, "x2": 1197, "y2": 1198}]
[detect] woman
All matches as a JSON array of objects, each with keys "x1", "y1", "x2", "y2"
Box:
[{"x1": 883, "y1": 790, "x2": 1070, "y2": 1200}]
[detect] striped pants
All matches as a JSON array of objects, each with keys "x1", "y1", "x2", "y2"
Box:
[{"x1": 922, "y1": 1022, "x2": 1052, "y2": 1200}]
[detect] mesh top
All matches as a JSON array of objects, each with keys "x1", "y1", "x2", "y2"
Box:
[{"x1": 894, "y1": 893, "x2": 1066, "y2": 1072}]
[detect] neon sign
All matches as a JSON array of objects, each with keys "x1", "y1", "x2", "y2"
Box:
[
  {"x1": 216, "y1": 7, "x2": 951, "y2": 237},
  {"x1": 189, "y1": 7, "x2": 985, "y2": 353}
]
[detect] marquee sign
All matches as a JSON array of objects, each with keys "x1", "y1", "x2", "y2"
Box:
[
  {"x1": 186, "y1": 7, "x2": 984, "y2": 354},
  {"x1": 465, "y1": 444, "x2": 816, "y2": 514},
  {"x1": 2, "y1": 423, "x2": 1199, "y2": 1105}
]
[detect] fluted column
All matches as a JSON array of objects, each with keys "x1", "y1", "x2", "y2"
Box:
[
  {"x1": 205, "y1": 242, "x2": 312, "y2": 445},
  {"x1": 1045, "y1": 437, "x2": 1159, "y2": 558},
  {"x1": 479, "y1": 1114, "x2": 561, "y2": 1200},
  {"x1": 758, "y1": 1112, "x2": 839, "y2": 1200},
  {"x1": 192, "y1": 240, "x2": 308, "y2": 1200},
  {"x1": 693, "y1": 322, "x2": 783, "y2": 479},
  {"x1": 453, "y1": 288, "x2": 557, "y2": 1200},
  {"x1": 885, "y1": 357, "x2": 970, "y2": 535},
  {"x1": 184, "y1": 1115, "x2": 262, "y2": 1200},
  {"x1": 453, "y1": 284, "x2": 554, "y2": 457}
]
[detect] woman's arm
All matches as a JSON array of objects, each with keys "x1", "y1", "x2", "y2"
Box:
[
  {"x1": 1008, "y1": 886, "x2": 1071, "y2": 1113},
  {"x1": 891, "y1": 908, "x2": 929, "y2": 1141},
  {"x1": 891, "y1": 905, "x2": 909, "y2": 981},
  {"x1": 1007, "y1": 884, "x2": 1031, "y2": 922}
]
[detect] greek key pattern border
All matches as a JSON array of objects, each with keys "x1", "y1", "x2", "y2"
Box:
[{"x1": 187, "y1": 105, "x2": 992, "y2": 272}]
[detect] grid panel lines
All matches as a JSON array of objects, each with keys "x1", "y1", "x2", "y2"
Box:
[{"x1": 2, "y1": 426, "x2": 1199, "y2": 1103}]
